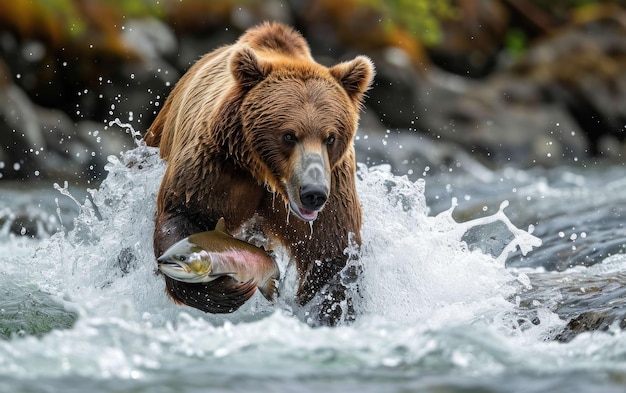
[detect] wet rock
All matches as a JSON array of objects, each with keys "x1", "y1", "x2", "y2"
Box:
[
  {"x1": 353, "y1": 3, "x2": 626, "y2": 167},
  {"x1": 365, "y1": 48, "x2": 427, "y2": 129},
  {"x1": 428, "y1": 0, "x2": 510, "y2": 77},
  {"x1": 555, "y1": 310, "x2": 626, "y2": 343},
  {"x1": 518, "y1": 271, "x2": 626, "y2": 343},
  {"x1": 507, "y1": 5, "x2": 626, "y2": 156},
  {"x1": 121, "y1": 18, "x2": 177, "y2": 61},
  {"x1": 110, "y1": 18, "x2": 181, "y2": 127},
  {"x1": 1, "y1": 1, "x2": 626, "y2": 181},
  {"x1": 415, "y1": 69, "x2": 588, "y2": 166},
  {"x1": 355, "y1": 126, "x2": 495, "y2": 182},
  {"x1": 0, "y1": 68, "x2": 137, "y2": 182}
]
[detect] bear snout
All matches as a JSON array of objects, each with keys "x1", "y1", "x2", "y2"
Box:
[
  {"x1": 297, "y1": 151, "x2": 330, "y2": 212},
  {"x1": 285, "y1": 150, "x2": 331, "y2": 221},
  {"x1": 300, "y1": 184, "x2": 328, "y2": 211}
]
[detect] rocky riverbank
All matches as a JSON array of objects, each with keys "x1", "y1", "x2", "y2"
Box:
[{"x1": 0, "y1": 0, "x2": 624, "y2": 183}]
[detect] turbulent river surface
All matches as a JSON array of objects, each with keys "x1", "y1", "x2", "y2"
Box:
[{"x1": 1, "y1": 126, "x2": 626, "y2": 393}]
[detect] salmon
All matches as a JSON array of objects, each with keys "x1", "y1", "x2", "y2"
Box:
[{"x1": 157, "y1": 218, "x2": 279, "y2": 303}]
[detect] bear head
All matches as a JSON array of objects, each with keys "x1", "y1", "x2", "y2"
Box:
[{"x1": 230, "y1": 46, "x2": 375, "y2": 222}]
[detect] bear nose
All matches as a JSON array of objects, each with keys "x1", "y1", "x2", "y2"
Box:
[{"x1": 300, "y1": 184, "x2": 328, "y2": 211}]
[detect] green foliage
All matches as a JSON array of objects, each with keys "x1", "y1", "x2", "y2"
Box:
[
  {"x1": 504, "y1": 28, "x2": 528, "y2": 60},
  {"x1": 37, "y1": 0, "x2": 87, "y2": 37},
  {"x1": 32, "y1": 0, "x2": 166, "y2": 38},
  {"x1": 105, "y1": 0, "x2": 166, "y2": 18},
  {"x1": 359, "y1": 0, "x2": 458, "y2": 45}
]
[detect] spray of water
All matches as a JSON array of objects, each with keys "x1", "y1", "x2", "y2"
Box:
[
  {"x1": 0, "y1": 121, "x2": 581, "y2": 386},
  {"x1": 341, "y1": 164, "x2": 543, "y2": 327},
  {"x1": 10, "y1": 120, "x2": 546, "y2": 326},
  {"x1": 97, "y1": 128, "x2": 544, "y2": 322}
]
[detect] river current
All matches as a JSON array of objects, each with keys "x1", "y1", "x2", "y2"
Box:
[{"x1": 1, "y1": 125, "x2": 626, "y2": 392}]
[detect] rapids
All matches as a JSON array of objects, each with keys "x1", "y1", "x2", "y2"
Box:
[{"x1": 1, "y1": 124, "x2": 626, "y2": 392}]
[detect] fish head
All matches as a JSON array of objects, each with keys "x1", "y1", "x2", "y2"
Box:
[{"x1": 157, "y1": 241, "x2": 214, "y2": 283}]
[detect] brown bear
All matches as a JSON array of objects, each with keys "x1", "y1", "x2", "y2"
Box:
[{"x1": 144, "y1": 22, "x2": 374, "y2": 325}]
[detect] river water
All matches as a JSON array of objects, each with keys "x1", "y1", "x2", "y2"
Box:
[{"x1": 1, "y1": 125, "x2": 626, "y2": 392}]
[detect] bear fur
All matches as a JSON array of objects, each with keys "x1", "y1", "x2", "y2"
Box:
[{"x1": 145, "y1": 22, "x2": 374, "y2": 325}]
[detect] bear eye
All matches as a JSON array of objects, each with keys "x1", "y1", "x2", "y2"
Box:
[
  {"x1": 283, "y1": 132, "x2": 297, "y2": 144},
  {"x1": 325, "y1": 135, "x2": 336, "y2": 146}
]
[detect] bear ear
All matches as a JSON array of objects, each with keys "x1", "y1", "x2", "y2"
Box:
[
  {"x1": 230, "y1": 45, "x2": 271, "y2": 89},
  {"x1": 329, "y1": 55, "x2": 375, "y2": 107}
]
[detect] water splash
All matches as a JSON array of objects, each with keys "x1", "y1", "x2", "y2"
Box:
[
  {"x1": 108, "y1": 118, "x2": 144, "y2": 146},
  {"x1": 53, "y1": 181, "x2": 82, "y2": 209},
  {"x1": 351, "y1": 165, "x2": 542, "y2": 325},
  {"x1": 25, "y1": 151, "x2": 544, "y2": 326},
  {"x1": 0, "y1": 144, "x2": 567, "y2": 389}
]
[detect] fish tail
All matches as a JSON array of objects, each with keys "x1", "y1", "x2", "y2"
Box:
[{"x1": 258, "y1": 272, "x2": 280, "y2": 304}]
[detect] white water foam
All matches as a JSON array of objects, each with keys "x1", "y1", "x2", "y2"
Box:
[
  {"x1": 351, "y1": 164, "x2": 542, "y2": 327},
  {"x1": 1, "y1": 123, "x2": 580, "y2": 384}
]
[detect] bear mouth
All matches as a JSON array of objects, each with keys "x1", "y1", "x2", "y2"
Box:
[{"x1": 288, "y1": 199, "x2": 320, "y2": 222}]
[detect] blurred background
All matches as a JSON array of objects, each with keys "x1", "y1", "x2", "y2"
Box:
[{"x1": 0, "y1": 0, "x2": 625, "y2": 185}]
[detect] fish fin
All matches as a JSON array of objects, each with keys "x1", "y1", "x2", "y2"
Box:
[
  {"x1": 164, "y1": 275, "x2": 256, "y2": 313},
  {"x1": 216, "y1": 276, "x2": 258, "y2": 305},
  {"x1": 258, "y1": 268, "x2": 280, "y2": 304},
  {"x1": 214, "y1": 217, "x2": 228, "y2": 233}
]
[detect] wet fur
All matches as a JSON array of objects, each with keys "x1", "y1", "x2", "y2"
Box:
[{"x1": 145, "y1": 22, "x2": 374, "y2": 323}]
